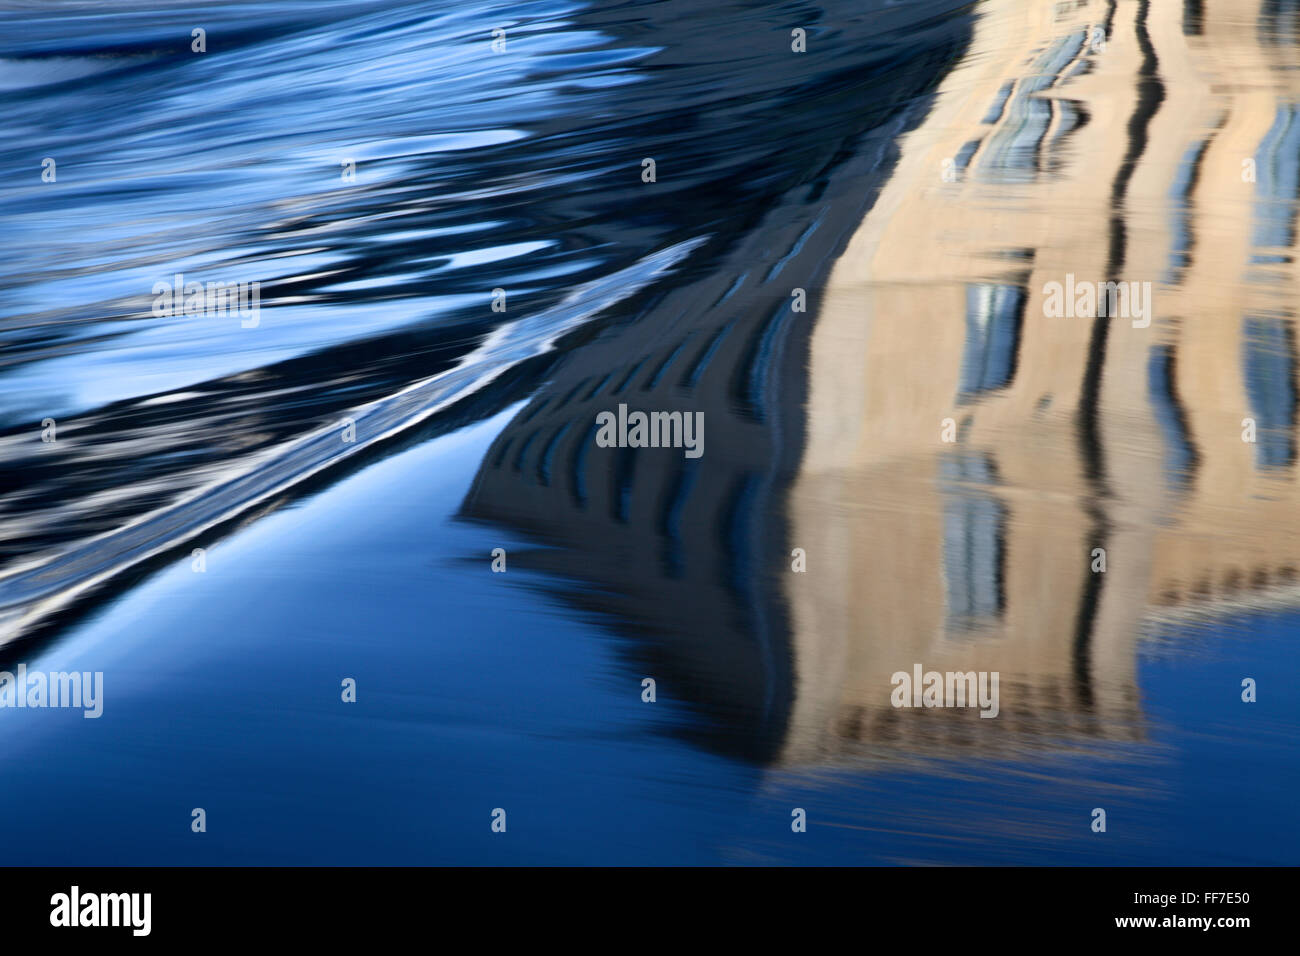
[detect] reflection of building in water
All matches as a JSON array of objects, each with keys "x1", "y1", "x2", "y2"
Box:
[
  {"x1": 463, "y1": 0, "x2": 1300, "y2": 767},
  {"x1": 457, "y1": 43, "x2": 964, "y2": 759},
  {"x1": 785, "y1": 0, "x2": 1300, "y2": 764},
  {"x1": 459, "y1": 238, "x2": 806, "y2": 760}
]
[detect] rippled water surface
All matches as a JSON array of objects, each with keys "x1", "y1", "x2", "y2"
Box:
[{"x1": 0, "y1": 0, "x2": 1297, "y2": 865}]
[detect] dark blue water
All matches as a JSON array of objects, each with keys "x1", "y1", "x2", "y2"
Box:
[
  {"x1": 3, "y1": 408, "x2": 1296, "y2": 865},
  {"x1": 1, "y1": 0, "x2": 1297, "y2": 865}
]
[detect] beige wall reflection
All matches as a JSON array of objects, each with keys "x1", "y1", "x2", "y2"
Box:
[{"x1": 786, "y1": 0, "x2": 1300, "y2": 763}]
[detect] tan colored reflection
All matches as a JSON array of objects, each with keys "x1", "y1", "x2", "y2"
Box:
[{"x1": 786, "y1": 0, "x2": 1300, "y2": 763}]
